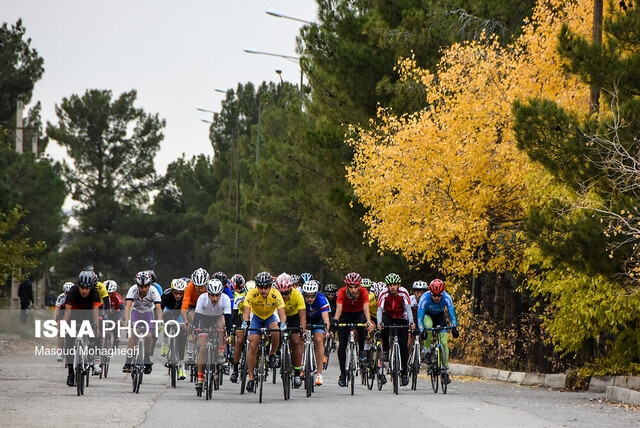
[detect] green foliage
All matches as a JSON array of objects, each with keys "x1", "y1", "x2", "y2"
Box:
[
  {"x1": 0, "y1": 19, "x2": 44, "y2": 125},
  {"x1": 0, "y1": 206, "x2": 46, "y2": 286},
  {"x1": 47, "y1": 89, "x2": 165, "y2": 282}
]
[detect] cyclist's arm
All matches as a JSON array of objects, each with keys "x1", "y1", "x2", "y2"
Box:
[
  {"x1": 405, "y1": 301, "x2": 414, "y2": 324},
  {"x1": 53, "y1": 306, "x2": 60, "y2": 320},
  {"x1": 417, "y1": 304, "x2": 425, "y2": 332},
  {"x1": 298, "y1": 308, "x2": 307, "y2": 332},
  {"x1": 321, "y1": 311, "x2": 330, "y2": 331},
  {"x1": 63, "y1": 304, "x2": 72, "y2": 322},
  {"x1": 123, "y1": 300, "x2": 132, "y2": 323},
  {"x1": 277, "y1": 306, "x2": 286, "y2": 323},
  {"x1": 242, "y1": 304, "x2": 251, "y2": 322},
  {"x1": 376, "y1": 306, "x2": 383, "y2": 323},
  {"x1": 155, "y1": 302, "x2": 162, "y2": 322},
  {"x1": 445, "y1": 297, "x2": 457, "y2": 327},
  {"x1": 93, "y1": 305, "x2": 101, "y2": 336},
  {"x1": 333, "y1": 303, "x2": 342, "y2": 321},
  {"x1": 363, "y1": 299, "x2": 372, "y2": 325}
]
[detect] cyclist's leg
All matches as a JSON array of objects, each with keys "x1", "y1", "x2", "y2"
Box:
[
  {"x1": 287, "y1": 314, "x2": 303, "y2": 376},
  {"x1": 266, "y1": 314, "x2": 280, "y2": 355},
  {"x1": 247, "y1": 315, "x2": 266, "y2": 381},
  {"x1": 396, "y1": 318, "x2": 410, "y2": 374},
  {"x1": 381, "y1": 313, "x2": 391, "y2": 355},
  {"x1": 440, "y1": 330, "x2": 449, "y2": 366},
  {"x1": 337, "y1": 324, "x2": 348, "y2": 375},
  {"x1": 313, "y1": 330, "x2": 325, "y2": 376},
  {"x1": 355, "y1": 312, "x2": 366, "y2": 359},
  {"x1": 423, "y1": 313, "x2": 434, "y2": 348}
]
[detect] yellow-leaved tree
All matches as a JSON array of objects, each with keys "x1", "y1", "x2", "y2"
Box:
[{"x1": 347, "y1": 0, "x2": 592, "y2": 282}]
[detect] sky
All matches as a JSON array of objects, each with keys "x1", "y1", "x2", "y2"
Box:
[{"x1": 4, "y1": 0, "x2": 318, "y2": 173}]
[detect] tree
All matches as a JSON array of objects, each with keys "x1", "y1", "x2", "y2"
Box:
[
  {"x1": 0, "y1": 19, "x2": 44, "y2": 125},
  {"x1": 47, "y1": 89, "x2": 165, "y2": 281},
  {"x1": 513, "y1": 3, "x2": 640, "y2": 372},
  {"x1": 0, "y1": 206, "x2": 46, "y2": 286}
]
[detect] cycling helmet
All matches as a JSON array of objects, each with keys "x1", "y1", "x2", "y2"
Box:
[
  {"x1": 104, "y1": 280, "x2": 118, "y2": 293},
  {"x1": 385, "y1": 273, "x2": 401, "y2": 285},
  {"x1": 374, "y1": 282, "x2": 386, "y2": 299},
  {"x1": 77, "y1": 270, "x2": 97, "y2": 287},
  {"x1": 244, "y1": 280, "x2": 256, "y2": 294},
  {"x1": 62, "y1": 282, "x2": 74, "y2": 293},
  {"x1": 344, "y1": 272, "x2": 362, "y2": 286},
  {"x1": 324, "y1": 283, "x2": 338, "y2": 293},
  {"x1": 412, "y1": 280, "x2": 429, "y2": 291},
  {"x1": 255, "y1": 271, "x2": 274, "y2": 288},
  {"x1": 135, "y1": 271, "x2": 153, "y2": 286},
  {"x1": 212, "y1": 271, "x2": 228, "y2": 284},
  {"x1": 230, "y1": 274, "x2": 246, "y2": 291},
  {"x1": 429, "y1": 279, "x2": 445, "y2": 294},
  {"x1": 290, "y1": 274, "x2": 302, "y2": 285},
  {"x1": 191, "y1": 268, "x2": 210, "y2": 287},
  {"x1": 275, "y1": 273, "x2": 293, "y2": 293},
  {"x1": 361, "y1": 278, "x2": 372, "y2": 289},
  {"x1": 171, "y1": 278, "x2": 187, "y2": 292},
  {"x1": 206, "y1": 279, "x2": 224, "y2": 295},
  {"x1": 302, "y1": 279, "x2": 320, "y2": 294},
  {"x1": 300, "y1": 273, "x2": 313, "y2": 283},
  {"x1": 146, "y1": 270, "x2": 157, "y2": 283}
]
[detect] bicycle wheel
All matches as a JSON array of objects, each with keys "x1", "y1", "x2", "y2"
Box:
[
  {"x1": 366, "y1": 346, "x2": 375, "y2": 390},
  {"x1": 410, "y1": 344, "x2": 420, "y2": 391},
  {"x1": 323, "y1": 337, "x2": 331, "y2": 370},
  {"x1": 85, "y1": 365, "x2": 90, "y2": 387},
  {"x1": 76, "y1": 366, "x2": 83, "y2": 396},
  {"x1": 282, "y1": 343, "x2": 291, "y2": 400},
  {"x1": 390, "y1": 344, "x2": 398, "y2": 395},
  {"x1": 240, "y1": 345, "x2": 247, "y2": 395},
  {"x1": 305, "y1": 345, "x2": 313, "y2": 397},
  {"x1": 349, "y1": 345, "x2": 356, "y2": 396},
  {"x1": 430, "y1": 347, "x2": 439, "y2": 393},
  {"x1": 258, "y1": 344, "x2": 265, "y2": 403},
  {"x1": 439, "y1": 346, "x2": 448, "y2": 394}
]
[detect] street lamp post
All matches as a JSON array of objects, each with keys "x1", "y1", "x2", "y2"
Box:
[
  {"x1": 266, "y1": 9, "x2": 313, "y2": 24},
  {"x1": 244, "y1": 48, "x2": 303, "y2": 101}
]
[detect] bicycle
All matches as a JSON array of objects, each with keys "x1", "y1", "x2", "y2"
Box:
[
  {"x1": 248, "y1": 327, "x2": 281, "y2": 403},
  {"x1": 424, "y1": 326, "x2": 454, "y2": 394},
  {"x1": 323, "y1": 334, "x2": 335, "y2": 370},
  {"x1": 280, "y1": 327, "x2": 299, "y2": 400},
  {"x1": 302, "y1": 324, "x2": 325, "y2": 397},
  {"x1": 130, "y1": 324, "x2": 146, "y2": 394},
  {"x1": 337, "y1": 323, "x2": 367, "y2": 396},
  {"x1": 364, "y1": 330, "x2": 381, "y2": 390},
  {"x1": 407, "y1": 329, "x2": 421, "y2": 391},
  {"x1": 382, "y1": 325, "x2": 409, "y2": 395},
  {"x1": 73, "y1": 333, "x2": 91, "y2": 396},
  {"x1": 99, "y1": 327, "x2": 114, "y2": 379},
  {"x1": 164, "y1": 322, "x2": 180, "y2": 388},
  {"x1": 197, "y1": 326, "x2": 225, "y2": 400}
]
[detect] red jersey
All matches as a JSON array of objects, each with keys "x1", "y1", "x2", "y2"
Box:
[
  {"x1": 108, "y1": 292, "x2": 124, "y2": 310},
  {"x1": 336, "y1": 286, "x2": 369, "y2": 313},
  {"x1": 378, "y1": 287, "x2": 411, "y2": 319}
]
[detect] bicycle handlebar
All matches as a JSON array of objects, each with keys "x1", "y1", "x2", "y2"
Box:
[
  {"x1": 423, "y1": 326, "x2": 455, "y2": 332},
  {"x1": 305, "y1": 324, "x2": 327, "y2": 330},
  {"x1": 336, "y1": 323, "x2": 367, "y2": 328}
]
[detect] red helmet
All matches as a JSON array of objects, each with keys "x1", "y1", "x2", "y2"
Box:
[
  {"x1": 429, "y1": 279, "x2": 445, "y2": 294},
  {"x1": 275, "y1": 273, "x2": 293, "y2": 293},
  {"x1": 344, "y1": 272, "x2": 362, "y2": 286}
]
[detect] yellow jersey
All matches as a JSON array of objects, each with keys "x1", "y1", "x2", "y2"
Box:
[
  {"x1": 369, "y1": 293, "x2": 377, "y2": 318},
  {"x1": 96, "y1": 282, "x2": 109, "y2": 301},
  {"x1": 283, "y1": 288, "x2": 305, "y2": 317},
  {"x1": 245, "y1": 287, "x2": 285, "y2": 320}
]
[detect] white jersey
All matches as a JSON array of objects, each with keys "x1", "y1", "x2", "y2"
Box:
[
  {"x1": 126, "y1": 285, "x2": 161, "y2": 313},
  {"x1": 410, "y1": 294, "x2": 418, "y2": 307},
  {"x1": 195, "y1": 293, "x2": 232, "y2": 317},
  {"x1": 55, "y1": 293, "x2": 67, "y2": 308}
]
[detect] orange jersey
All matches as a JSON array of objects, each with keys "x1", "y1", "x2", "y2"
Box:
[{"x1": 182, "y1": 281, "x2": 207, "y2": 311}]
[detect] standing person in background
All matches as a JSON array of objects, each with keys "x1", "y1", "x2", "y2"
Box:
[{"x1": 19, "y1": 277, "x2": 34, "y2": 323}]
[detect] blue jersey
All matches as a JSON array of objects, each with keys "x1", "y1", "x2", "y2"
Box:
[
  {"x1": 224, "y1": 281, "x2": 234, "y2": 307},
  {"x1": 305, "y1": 292, "x2": 330, "y2": 319},
  {"x1": 417, "y1": 291, "x2": 457, "y2": 330}
]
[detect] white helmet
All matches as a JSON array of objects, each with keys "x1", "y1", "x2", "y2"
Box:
[
  {"x1": 301, "y1": 279, "x2": 320, "y2": 294},
  {"x1": 412, "y1": 280, "x2": 429, "y2": 291},
  {"x1": 104, "y1": 280, "x2": 118, "y2": 293},
  {"x1": 244, "y1": 280, "x2": 256, "y2": 294},
  {"x1": 206, "y1": 279, "x2": 224, "y2": 295},
  {"x1": 171, "y1": 278, "x2": 187, "y2": 291},
  {"x1": 62, "y1": 282, "x2": 74, "y2": 293},
  {"x1": 191, "y1": 268, "x2": 210, "y2": 286}
]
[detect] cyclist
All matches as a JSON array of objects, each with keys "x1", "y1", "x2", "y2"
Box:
[
  {"x1": 290, "y1": 274, "x2": 302, "y2": 290},
  {"x1": 230, "y1": 274, "x2": 246, "y2": 331},
  {"x1": 229, "y1": 280, "x2": 255, "y2": 383},
  {"x1": 160, "y1": 278, "x2": 188, "y2": 380},
  {"x1": 241, "y1": 272, "x2": 286, "y2": 393},
  {"x1": 302, "y1": 279, "x2": 331, "y2": 385},
  {"x1": 193, "y1": 279, "x2": 231, "y2": 392},
  {"x1": 104, "y1": 280, "x2": 124, "y2": 321},
  {"x1": 181, "y1": 268, "x2": 210, "y2": 363},
  {"x1": 275, "y1": 273, "x2": 306, "y2": 388},
  {"x1": 377, "y1": 273, "x2": 414, "y2": 387},
  {"x1": 63, "y1": 271, "x2": 102, "y2": 386},
  {"x1": 409, "y1": 280, "x2": 429, "y2": 359},
  {"x1": 417, "y1": 279, "x2": 459, "y2": 384},
  {"x1": 212, "y1": 271, "x2": 235, "y2": 334},
  {"x1": 54, "y1": 282, "x2": 74, "y2": 362},
  {"x1": 332, "y1": 272, "x2": 375, "y2": 387},
  {"x1": 122, "y1": 271, "x2": 162, "y2": 374},
  {"x1": 324, "y1": 283, "x2": 338, "y2": 315},
  {"x1": 361, "y1": 278, "x2": 377, "y2": 359}
]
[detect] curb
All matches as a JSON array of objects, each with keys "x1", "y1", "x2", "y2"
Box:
[
  {"x1": 589, "y1": 375, "x2": 640, "y2": 392},
  {"x1": 448, "y1": 363, "x2": 566, "y2": 389},
  {"x1": 605, "y1": 386, "x2": 640, "y2": 406}
]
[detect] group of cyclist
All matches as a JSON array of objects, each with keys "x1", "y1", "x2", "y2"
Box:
[{"x1": 55, "y1": 266, "x2": 459, "y2": 393}]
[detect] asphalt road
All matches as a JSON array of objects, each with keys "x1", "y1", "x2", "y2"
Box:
[{"x1": 1, "y1": 339, "x2": 638, "y2": 428}]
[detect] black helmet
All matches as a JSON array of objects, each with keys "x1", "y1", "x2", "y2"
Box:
[
  {"x1": 77, "y1": 270, "x2": 97, "y2": 287},
  {"x1": 324, "y1": 283, "x2": 338, "y2": 293},
  {"x1": 255, "y1": 271, "x2": 274, "y2": 288},
  {"x1": 212, "y1": 271, "x2": 228, "y2": 284}
]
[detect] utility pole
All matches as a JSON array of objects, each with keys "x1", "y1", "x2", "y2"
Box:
[
  {"x1": 16, "y1": 99, "x2": 24, "y2": 153},
  {"x1": 589, "y1": 0, "x2": 603, "y2": 115}
]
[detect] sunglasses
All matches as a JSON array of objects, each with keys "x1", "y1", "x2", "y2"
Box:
[
  {"x1": 281, "y1": 291, "x2": 292, "y2": 296},
  {"x1": 432, "y1": 293, "x2": 443, "y2": 298},
  {"x1": 304, "y1": 293, "x2": 317, "y2": 299},
  {"x1": 257, "y1": 285, "x2": 271, "y2": 290}
]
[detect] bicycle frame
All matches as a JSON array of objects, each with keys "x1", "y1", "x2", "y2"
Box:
[
  {"x1": 337, "y1": 323, "x2": 367, "y2": 396},
  {"x1": 73, "y1": 334, "x2": 90, "y2": 396},
  {"x1": 382, "y1": 324, "x2": 410, "y2": 395},
  {"x1": 424, "y1": 326, "x2": 454, "y2": 394},
  {"x1": 247, "y1": 327, "x2": 281, "y2": 403}
]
